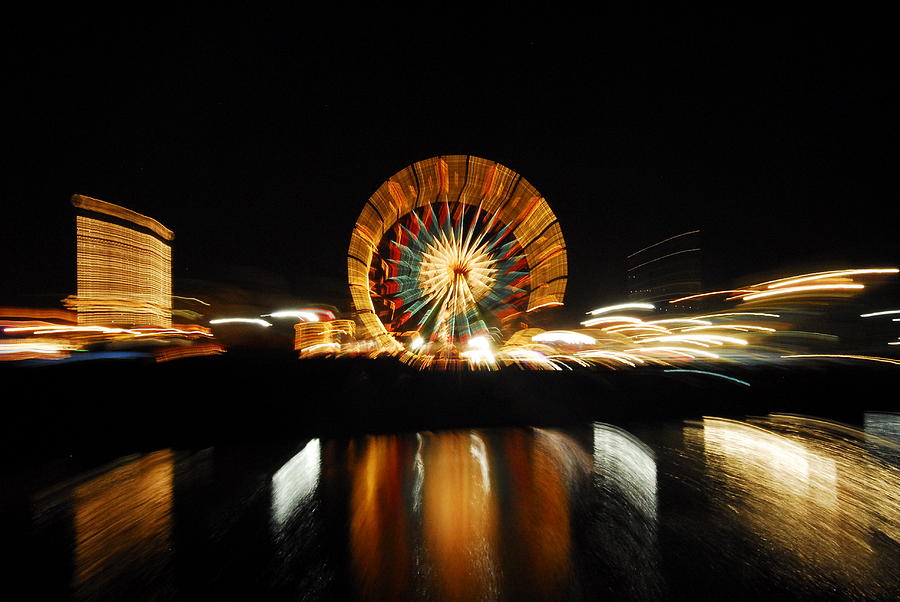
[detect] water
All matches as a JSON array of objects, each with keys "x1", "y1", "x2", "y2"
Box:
[{"x1": 9, "y1": 413, "x2": 900, "y2": 600}]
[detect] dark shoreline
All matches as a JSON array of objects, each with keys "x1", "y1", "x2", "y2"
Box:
[{"x1": 3, "y1": 354, "x2": 895, "y2": 462}]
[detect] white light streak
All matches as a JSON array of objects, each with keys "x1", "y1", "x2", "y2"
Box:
[
  {"x1": 271, "y1": 439, "x2": 321, "y2": 527},
  {"x1": 210, "y1": 318, "x2": 272, "y2": 327},
  {"x1": 581, "y1": 315, "x2": 644, "y2": 327},
  {"x1": 532, "y1": 331, "x2": 596, "y2": 345},
  {"x1": 265, "y1": 310, "x2": 320, "y2": 322},
  {"x1": 860, "y1": 310, "x2": 900, "y2": 318},
  {"x1": 586, "y1": 302, "x2": 655, "y2": 316}
]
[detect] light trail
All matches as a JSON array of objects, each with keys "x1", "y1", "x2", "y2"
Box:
[
  {"x1": 581, "y1": 316, "x2": 644, "y2": 327},
  {"x1": 860, "y1": 310, "x2": 900, "y2": 318},
  {"x1": 532, "y1": 331, "x2": 596, "y2": 345},
  {"x1": 626, "y1": 229, "x2": 699, "y2": 258},
  {"x1": 781, "y1": 354, "x2": 900, "y2": 366},
  {"x1": 765, "y1": 268, "x2": 898, "y2": 289},
  {"x1": 669, "y1": 290, "x2": 755, "y2": 303},
  {"x1": 264, "y1": 310, "x2": 320, "y2": 322},
  {"x1": 681, "y1": 325, "x2": 776, "y2": 333},
  {"x1": 738, "y1": 284, "x2": 864, "y2": 301},
  {"x1": 664, "y1": 369, "x2": 751, "y2": 386},
  {"x1": 585, "y1": 302, "x2": 655, "y2": 316},
  {"x1": 210, "y1": 318, "x2": 272, "y2": 327},
  {"x1": 695, "y1": 312, "x2": 780, "y2": 319}
]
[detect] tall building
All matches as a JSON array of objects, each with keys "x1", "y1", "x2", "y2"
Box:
[
  {"x1": 626, "y1": 230, "x2": 701, "y2": 305},
  {"x1": 70, "y1": 194, "x2": 174, "y2": 327}
]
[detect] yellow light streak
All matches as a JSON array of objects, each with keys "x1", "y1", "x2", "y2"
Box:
[
  {"x1": 585, "y1": 302, "x2": 655, "y2": 316},
  {"x1": 739, "y1": 284, "x2": 864, "y2": 301},
  {"x1": 646, "y1": 319, "x2": 712, "y2": 326},
  {"x1": 602, "y1": 325, "x2": 670, "y2": 334},
  {"x1": 635, "y1": 334, "x2": 748, "y2": 346},
  {"x1": 624, "y1": 346, "x2": 720, "y2": 359},
  {"x1": 580, "y1": 316, "x2": 644, "y2": 327},
  {"x1": 695, "y1": 312, "x2": 780, "y2": 319},
  {"x1": 682, "y1": 325, "x2": 776, "y2": 333},
  {"x1": 764, "y1": 268, "x2": 898, "y2": 289},
  {"x1": 781, "y1": 354, "x2": 900, "y2": 366},
  {"x1": 669, "y1": 290, "x2": 756, "y2": 303}
]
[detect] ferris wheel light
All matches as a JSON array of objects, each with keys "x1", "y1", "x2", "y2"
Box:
[{"x1": 348, "y1": 155, "x2": 567, "y2": 356}]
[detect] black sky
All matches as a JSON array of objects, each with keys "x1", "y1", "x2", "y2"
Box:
[{"x1": 4, "y1": 7, "x2": 897, "y2": 319}]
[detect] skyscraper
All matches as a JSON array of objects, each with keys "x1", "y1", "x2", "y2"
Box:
[
  {"x1": 626, "y1": 230, "x2": 701, "y2": 306},
  {"x1": 70, "y1": 194, "x2": 174, "y2": 327}
]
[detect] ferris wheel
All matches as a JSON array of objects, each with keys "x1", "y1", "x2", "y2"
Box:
[{"x1": 348, "y1": 155, "x2": 567, "y2": 352}]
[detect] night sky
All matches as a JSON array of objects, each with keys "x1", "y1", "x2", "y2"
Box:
[{"x1": 5, "y1": 7, "x2": 897, "y2": 320}]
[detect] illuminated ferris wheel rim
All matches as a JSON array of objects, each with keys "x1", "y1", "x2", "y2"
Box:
[{"x1": 348, "y1": 155, "x2": 568, "y2": 344}]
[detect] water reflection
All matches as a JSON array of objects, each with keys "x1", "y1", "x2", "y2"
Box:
[
  {"x1": 593, "y1": 423, "x2": 657, "y2": 520},
  {"x1": 347, "y1": 434, "x2": 417, "y2": 600},
  {"x1": 692, "y1": 415, "x2": 900, "y2": 598},
  {"x1": 339, "y1": 425, "x2": 658, "y2": 600},
  {"x1": 341, "y1": 429, "x2": 580, "y2": 600},
  {"x1": 72, "y1": 450, "x2": 174, "y2": 600},
  {"x1": 19, "y1": 418, "x2": 898, "y2": 600},
  {"x1": 420, "y1": 431, "x2": 499, "y2": 600},
  {"x1": 584, "y1": 423, "x2": 662, "y2": 600},
  {"x1": 271, "y1": 438, "x2": 320, "y2": 528}
]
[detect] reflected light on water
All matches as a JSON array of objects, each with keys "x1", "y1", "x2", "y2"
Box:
[
  {"x1": 593, "y1": 422, "x2": 658, "y2": 520},
  {"x1": 422, "y1": 431, "x2": 499, "y2": 601},
  {"x1": 73, "y1": 450, "x2": 174, "y2": 600},
  {"x1": 348, "y1": 434, "x2": 416, "y2": 600},
  {"x1": 271, "y1": 438, "x2": 320, "y2": 527},
  {"x1": 20, "y1": 419, "x2": 896, "y2": 599},
  {"x1": 343, "y1": 428, "x2": 597, "y2": 600},
  {"x1": 696, "y1": 416, "x2": 900, "y2": 598}
]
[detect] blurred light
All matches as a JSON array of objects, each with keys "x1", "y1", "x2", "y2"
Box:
[
  {"x1": 581, "y1": 316, "x2": 644, "y2": 327},
  {"x1": 860, "y1": 310, "x2": 900, "y2": 318},
  {"x1": 532, "y1": 331, "x2": 596, "y2": 345},
  {"x1": 765, "y1": 268, "x2": 898, "y2": 289},
  {"x1": 739, "y1": 284, "x2": 864, "y2": 301},
  {"x1": 70, "y1": 194, "x2": 173, "y2": 328},
  {"x1": 265, "y1": 310, "x2": 320, "y2": 322},
  {"x1": 153, "y1": 342, "x2": 225, "y2": 362},
  {"x1": 669, "y1": 290, "x2": 756, "y2": 303},
  {"x1": 586, "y1": 303, "x2": 655, "y2": 316},
  {"x1": 527, "y1": 301, "x2": 564, "y2": 312},
  {"x1": 664, "y1": 369, "x2": 751, "y2": 386},
  {"x1": 695, "y1": 312, "x2": 780, "y2": 319},
  {"x1": 682, "y1": 324, "x2": 775, "y2": 332},
  {"x1": 593, "y1": 423, "x2": 657, "y2": 519},
  {"x1": 210, "y1": 318, "x2": 272, "y2": 327},
  {"x1": 72, "y1": 450, "x2": 173, "y2": 598},
  {"x1": 645, "y1": 318, "x2": 712, "y2": 326},
  {"x1": 272, "y1": 439, "x2": 321, "y2": 527},
  {"x1": 781, "y1": 354, "x2": 900, "y2": 366}
]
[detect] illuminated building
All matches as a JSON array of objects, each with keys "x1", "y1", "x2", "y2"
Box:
[
  {"x1": 294, "y1": 319, "x2": 354, "y2": 357},
  {"x1": 348, "y1": 155, "x2": 567, "y2": 353},
  {"x1": 68, "y1": 194, "x2": 174, "y2": 328},
  {"x1": 626, "y1": 229, "x2": 701, "y2": 307}
]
